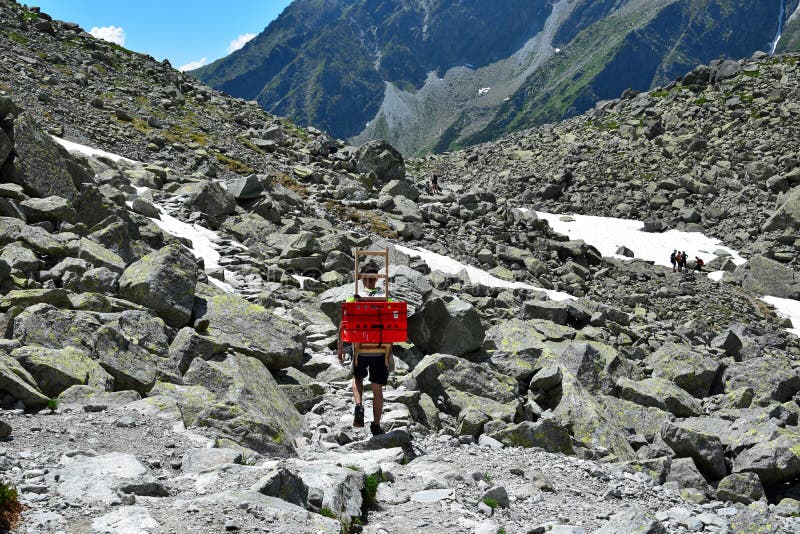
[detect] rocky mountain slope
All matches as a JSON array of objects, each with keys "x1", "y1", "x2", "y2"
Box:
[
  {"x1": 1, "y1": 1, "x2": 800, "y2": 533},
  {"x1": 192, "y1": 0, "x2": 800, "y2": 155}
]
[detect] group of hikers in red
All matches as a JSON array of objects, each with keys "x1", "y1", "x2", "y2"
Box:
[{"x1": 671, "y1": 249, "x2": 704, "y2": 272}]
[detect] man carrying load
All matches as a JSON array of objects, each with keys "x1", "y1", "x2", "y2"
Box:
[{"x1": 338, "y1": 249, "x2": 407, "y2": 437}]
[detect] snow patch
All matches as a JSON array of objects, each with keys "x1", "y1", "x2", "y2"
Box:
[
  {"x1": 761, "y1": 296, "x2": 800, "y2": 337},
  {"x1": 707, "y1": 271, "x2": 726, "y2": 282},
  {"x1": 144, "y1": 207, "x2": 238, "y2": 293},
  {"x1": 394, "y1": 244, "x2": 574, "y2": 302},
  {"x1": 532, "y1": 211, "x2": 746, "y2": 267},
  {"x1": 478, "y1": 87, "x2": 491, "y2": 96},
  {"x1": 51, "y1": 136, "x2": 136, "y2": 164},
  {"x1": 291, "y1": 275, "x2": 316, "y2": 290}
]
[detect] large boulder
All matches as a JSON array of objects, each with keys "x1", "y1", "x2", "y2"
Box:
[
  {"x1": 13, "y1": 304, "x2": 102, "y2": 353},
  {"x1": 93, "y1": 311, "x2": 177, "y2": 394},
  {"x1": 665, "y1": 457, "x2": 711, "y2": 495},
  {"x1": 661, "y1": 421, "x2": 727, "y2": 480},
  {"x1": 722, "y1": 355, "x2": 800, "y2": 402},
  {"x1": 551, "y1": 370, "x2": 636, "y2": 461},
  {"x1": 762, "y1": 186, "x2": 800, "y2": 231},
  {"x1": 177, "y1": 180, "x2": 237, "y2": 217},
  {"x1": 406, "y1": 354, "x2": 518, "y2": 407},
  {"x1": 716, "y1": 473, "x2": 765, "y2": 504},
  {"x1": 488, "y1": 419, "x2": 574, "y2": 453},
  {"x1": 149, "y1": 381, "x2": 217, "y2": 427},
  {"x1": 119, "y1": 243, "x2": 198, "y2": 329},
  {"x1": 645, "y1": 343, "x2": 720, "y2": 398},
  {"x1": 595, "y1": 507, "x2": 666, "y2": 534},
  {"x1": 11, "y1": 113, "x2": 79, "y2": 200},
  {"x1": 617, "y1": 377, "x2": 701, "y2": 417},
  {"x1": 20, "y1": 196, "x2": 77, "y2": 224},
  {"x1": 168, "y1": 327, "x2": 228, "y2": 374},
  {"x1": 11, "y1": 346, "x2": 113, "y2": 397},
  {"x1": 600, "y1": 396, "x2": 674, "y2": 441},
  {"x1": 55, "y1": 452, "x2": 160, "y2": 505},
  {"x1": 408, "y1": 297, "x2": 484, "y2": 356},
  {"x1": 0, "y1": 350, "x2": 49, "y2": 408},
  {"x1": 732, "y1": 255, "x2": 800, "y2": 299},
  {"x1": 193, "y1": 285, "x2": 305, "y2": 370},
  {"x1": 732, "y1": 435, "x2": 800, "y2": 485},
  {"x1": 183, "y1": 352, "x2": 302, "y2": 456},
  {"x1": 355, "y1": 140, "x2": 405, "y2": 185}
]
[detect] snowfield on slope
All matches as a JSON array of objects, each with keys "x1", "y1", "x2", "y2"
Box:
[
  {"x1": 530, "y1": 209, "x2": 799, "y2": 337},
  {"x1": 531, "y1": 210, "x2": 746, "y2": 267},
  {"x1": 394, "y1": 244, "x2": 575, "y2": 301}
]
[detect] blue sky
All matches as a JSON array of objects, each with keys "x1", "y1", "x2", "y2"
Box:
[{"x1": 30, "y1": 1, "x2": 293, "y2": 71}]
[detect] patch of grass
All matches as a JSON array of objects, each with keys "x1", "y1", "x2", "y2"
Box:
[
  {"x1": 0, "y1": 82, "x2": 12, "y2": 94},
  {"x1": 364, "y1": 473, "x2": 380, "y2": 506},
  {"x1": 6, "y1": 32, "x2": 28, "y2": 45},
  {"x1": 482, "y1": 472, "x2": 492, "y2": 483},
  {"x1": 482, "y1": 497, "x2": 498, "y2": 509},
  {"x1": 742, "y1": 69, "x2": 760, "y2": 78},
  {"x1": 651, "y1": 89, "x2": 670, "y2": 98},
  {"x1": 274, "y1": 172, "x2": 309, "y2": 198},
  {"x1": 737, "y1": 92, "x2": 754, "y2": 104},
  {"x1": 320, "y1": 507, "x2": 336, "y2": 519},
  {"x1": 324, "y1": 201, "x2": 397, "y2": 239},
  {"x1": 0, "y1": 481, "x2": 23, "y2": 531},
  {"x1": 215, "y1": 153, "x2": 255, "y2": 175},
  {"x1": 131, "y1": 117, "x2": 151, "y2": 134},
  {"x1": 22, "y1": 11, "x2": 39, "y2": 22},
  {"x1": 46, "y1": 398, "x2": 58, "y2": 412},
  {"x1": 238, "y1": 136, "x2": 264, "y2": 154},
  {"x1": 235, "y1": 453, "x2": 257, "y2": 466},
  {"x1": 694, "y1": 97, "x2": 709, "y2": 106}
]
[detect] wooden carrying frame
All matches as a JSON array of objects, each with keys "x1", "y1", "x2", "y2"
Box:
[{"x1": 352, "y1": 247, "x2": 392, "y2": 366}]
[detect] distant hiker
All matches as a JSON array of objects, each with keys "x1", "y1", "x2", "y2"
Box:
[
  {"x1": 430, "y1": 173, "x2": 442, "y2": 194},
  {"x1": 694, "y1": 256, "x2": 705, "y2": 272},
  {"x1": 340, "y1": 260, "x2": 391, "y2": 436},
  {"x1": 670, "y1": 250, "x2": 677, "y2": 272},
  {"x1": 681, "y1": 251, "x2": 688, "y2": 271}
]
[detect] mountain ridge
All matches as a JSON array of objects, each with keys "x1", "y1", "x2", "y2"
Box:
[{"x1": 193, "y1": 0, "x2": 800, "y2": 155}]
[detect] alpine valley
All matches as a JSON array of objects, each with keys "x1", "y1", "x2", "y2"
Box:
[{"x1": 0, "y1": 0, "x2": 799, "y2": 533}]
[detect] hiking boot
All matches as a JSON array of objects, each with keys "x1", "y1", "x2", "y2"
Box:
[
  {"x1": 370, "y1": 422, "x2": 384, "y2": 436},
  {"x1": 353, "y1": 405, "x2": 364, "y2": 428}
]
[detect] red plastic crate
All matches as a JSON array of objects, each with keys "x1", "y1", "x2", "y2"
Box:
[{"x1": 341, "y1": 301, "x2": 407, "y2": 343}]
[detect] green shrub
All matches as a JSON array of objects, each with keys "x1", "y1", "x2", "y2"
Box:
[
  {"x1": 0, "y1": 482, "x2": 23, "y2": 531},
  {"x1": 320, "y1": 507, "x2": 336, "y2": 519},
  {"x1": 364, "y1": 473, "x2": 380, "y2": 505},
  {"x1": 235, "y1": 453, "x2": 257, "y2": 466},
  {"x1": 482, "y1": 497, "x2": 498, "y2": 509},
  {"x1": 46, "y1": 398, "x2": 58, "y2": 412}
]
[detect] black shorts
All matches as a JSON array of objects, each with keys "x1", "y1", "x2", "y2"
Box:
[{"x1": 353, "y1": 354, "x2": 389, "y2": 385}]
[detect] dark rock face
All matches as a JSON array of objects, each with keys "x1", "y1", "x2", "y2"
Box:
[
  {"x1": 11, "y1": 113, "x2": 79, "y2": 200},
  {"x1": 355, "y1": 140, "x2": 406, "y2": 185}
]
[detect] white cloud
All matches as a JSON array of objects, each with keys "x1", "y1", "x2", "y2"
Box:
[
  {"x1": 179, "y1": 57, "x2": 208, "y2": 72},
  {"x1": 89, "y1": 25, "x2": 126, "y2": 46},
  {"x1": 227, "y1": 33, "x2": 256, "y2": 53}
]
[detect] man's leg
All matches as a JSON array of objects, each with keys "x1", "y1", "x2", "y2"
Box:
[
  {"x1": 371, "y1": 382, "x2": 383, "y2": 425},
  {"x1": 353, "y1": 376, "x2": 364, "y2": 405}
]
